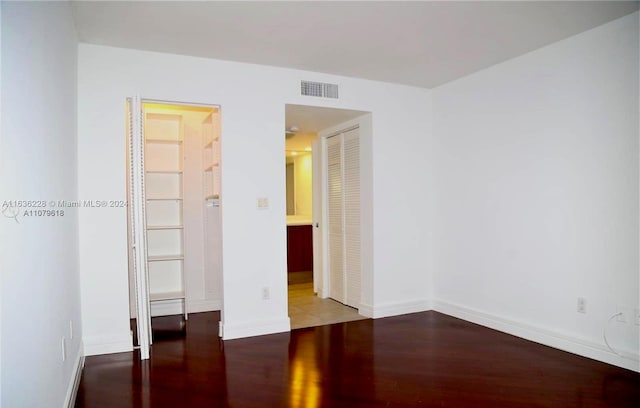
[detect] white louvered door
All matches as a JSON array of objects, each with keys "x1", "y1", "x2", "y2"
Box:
[
  {"x1": 126, "y1": 96, "x2": 151, "y2": 360},
  {"x1": 327, "y1": 135, "x2": 345, "y2": 304},
  {"x1": 326, "y1": 127, "x2": 360, "y2": 309},
  {"x1": 343, "y1": 128, "x2": 361, "y2": 308}
]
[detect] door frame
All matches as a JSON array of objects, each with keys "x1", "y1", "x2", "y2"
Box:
[
  {"x1": 317, "y1": 114, "x2": 372, "y2": 316},
  {"x1": 319, "y1": 124, "x2": 360, "y2": 306},
  {"x1": 284, "y1": 105, "x2": 373, "y2": 319},
  {"x1": 126, "y1": 96, "x2": 222, "y2": 360},
  {"x1": 126, "y1": 95, "x2": 152, "y2": 360}
]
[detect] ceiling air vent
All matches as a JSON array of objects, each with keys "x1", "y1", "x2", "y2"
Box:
[{"x1": 301, "y1": 80, "x2": 339, "y2": 99}]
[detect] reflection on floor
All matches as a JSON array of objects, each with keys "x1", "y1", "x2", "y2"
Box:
[
  {"x1": 288, "y1": 277, "x2": 368, "y2": 330},
  {"x1": 78, "y1": 312, "x2": 640, "y2": 407}
]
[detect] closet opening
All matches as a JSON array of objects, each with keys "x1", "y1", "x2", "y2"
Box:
[
  {"x1": 126, "y1": 99, "x2": 222, "y2": 357},
  {"x1": 285, "y1": 104, "x2": 370, "y2": 329}
]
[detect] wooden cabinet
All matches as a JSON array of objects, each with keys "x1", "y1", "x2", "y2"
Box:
[{"x1": 287, "y1": 225, "x2": 313, "y2": 272}]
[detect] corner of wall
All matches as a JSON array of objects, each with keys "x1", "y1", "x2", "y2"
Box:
[
  {"x1": 433, "y1": 300, "x2": 640, "y2": 373},
  {"x1": 221, "y1": 317, "x2": 291, "y2": 340},
  {"x1": 83, "y1": 333, "x2": 133, "y2": 357},
  {"x1": 364, "y1": 299, "x2": 432, "y2": 319}
]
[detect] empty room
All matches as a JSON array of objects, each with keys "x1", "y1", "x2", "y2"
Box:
[{"x1": 1, "y1": 1, "x2": 639, "y2": 407}]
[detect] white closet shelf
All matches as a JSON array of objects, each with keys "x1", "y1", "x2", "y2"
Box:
[
  {"x1": 145, "y1": 138, "x2": 184, "y2": 144},
  {"x1": 146, "y1": 170, "x2": 183, "y2": 174},
  {"x1": 148, "y1": 254, "x2": 184, "y2": 262},
  {"x1": 149, "y1": 291, "x2": 185, "y2": 301},
  {"x1": 146, "y1": 225, "x2": 184, "y2": 230},
  {"x1": 146, "y1": 197, "x2": 183, "y2": 201}
]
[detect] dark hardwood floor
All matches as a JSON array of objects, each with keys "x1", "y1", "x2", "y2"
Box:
[{"x1": 76, "y1": 311, "x2": 640, "y2": 407}]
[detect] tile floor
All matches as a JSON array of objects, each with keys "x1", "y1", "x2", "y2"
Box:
[{"x1": 288, "y1": 276, "x2": 368, "y2": 329}]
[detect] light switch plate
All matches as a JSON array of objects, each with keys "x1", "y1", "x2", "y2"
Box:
[{"x1": 257, "y1": 197, "x2": 269, "y2": 209}]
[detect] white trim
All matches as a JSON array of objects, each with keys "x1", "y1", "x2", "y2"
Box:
[
  {"x1": 128, "y1": 95, "x2": 152, "y2": 360},
  {"x1": 433, "y1": 299, "x2": 640, "y2": 372},
  {"x1": 150, "y1": 298, "x2": 221, "y2": 316},
  {"x1": 188, "y1": 299, "x2": 222, "y2": 313},
  {"x1": 83, "y1": 333, "x2": 133, "y2": 356},
  {"x1": 311, "y1": 139, "x2": 322, "y2": 296},
  {"x1": 359, "y1": 303, "x2": 374, "y2": 318},
  {"x1": 150, "y1": 299, "x2": 184, "y2": 317},
  {"x1": 365, "y1": 299, "x2": 431, "y2": 319},
  {"x1": 221, "y1": 317, "x2": 291, "y2": 340},
  {"x1": 320, "y1": 135, "x2": 330, "y2": 300},
  {"x1": 64, "y1": 344, "x2": 85, "y2": 408}
]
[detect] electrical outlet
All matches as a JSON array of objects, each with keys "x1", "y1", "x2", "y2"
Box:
[
  {"x1": 577, "y1": 297, "x2": 586, "y2": 314},
  {"x1": 61, "y1": 337, "x2": 66, "y2": 362},
  {"x1": 262, "y1": 286, "x2": 270, "y2": 300}
]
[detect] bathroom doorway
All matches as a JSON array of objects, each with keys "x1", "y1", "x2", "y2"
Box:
[{"x1": 284, "y1": 104, "x2": 370, "y2": 329}]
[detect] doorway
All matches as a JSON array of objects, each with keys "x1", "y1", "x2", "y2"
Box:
[
  {"x1": 126, "y1": 98, "x2": 223, "y2": 359},
  {"x1": 285, "y1": 104, "x2": 370, "y2": 329}
]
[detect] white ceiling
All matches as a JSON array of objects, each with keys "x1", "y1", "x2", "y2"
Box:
[
  {"x1": 72, "y1": 1, "x2": 638, "y2": 89},
  {"x1": 286, "y1": 104, "x2": 367, "y2": 133},
  {"x1": 285, "y1": 104, "x2": 367, "y2": 151},
  {"x1": 71, "y1": 1, "x2": 638, "y2": 146}
]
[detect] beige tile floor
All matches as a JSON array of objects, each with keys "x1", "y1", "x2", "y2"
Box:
[{"x1": 288, "y1": 281, "x2": 368, "y2": 329}]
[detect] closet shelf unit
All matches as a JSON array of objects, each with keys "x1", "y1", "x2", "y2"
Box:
[
  {"x1": 144, "y1": 112, "x2": 188, "y2": 318},
  {"x1": 202, "y1": 115, "x2": 221, "y2": 206},
  {"x1": 149, "y1": 291, "x2": 186, "y2": 302}
]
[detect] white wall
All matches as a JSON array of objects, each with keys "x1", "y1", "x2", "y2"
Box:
[
  {"x1": 1, "y1": 4, "x2": 4, "y2": 403},
  {"x1": 432, "y1": 12, "x2": 639, "y2": 371},
  {"x1": 0, "y1": 2, "x2": 83, "y2": 406},
  {"x1": 77, "y1": 44, "x2": 432, "y2": 349},
  {"x1": 293, "y1": 153, "x2": 313, "y2": 217}
]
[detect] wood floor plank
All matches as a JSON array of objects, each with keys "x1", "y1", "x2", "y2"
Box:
[{"x1": 75, "y1": 311, "x2": 640, "y2": 407}]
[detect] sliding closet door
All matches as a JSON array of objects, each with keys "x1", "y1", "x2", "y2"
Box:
[
  {"x1": 127, "y1": 96, "x2": 151, "y2": 360},
  {"x1": 343, "y1": 128, "x2": 361, "y2": 309},
  {"x1": 327, "y1": 135, "x2": 345, "y2": 304},
  {"x1": 326, "y1": 128, "x2": 361, "y2": 309}
]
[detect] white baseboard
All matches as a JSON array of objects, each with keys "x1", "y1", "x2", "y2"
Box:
[
  {"x1": 221, "y1": 316, "x2": 291, "y2": 340},
  {"x1": 150, "y1": 299, "x2": 184, "y2": 317},
  {"x1": 64, "y1": 344, "x2": 85, "y2": 408},
  {"x1": 360, "y1": 298, "x2": 431, "y2": 319},
  {"x1": 433, "y1": 299, "x2": 640, "y2": 372},
  {"x1": 83, "y1": 333, "x2": 133, "y2": 356},
  {"x1": 150, "y1": 298, "x2": 222, "y2": 316},
  {"x1": 188, "y1": 299, "x2": 222, "y2": 313},
  {"x1": 359, "y1": 303, "x2": 374, "y2": 318}
]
